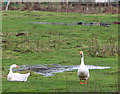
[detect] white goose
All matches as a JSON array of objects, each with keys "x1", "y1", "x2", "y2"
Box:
[
  {"x1": 77, "y1": 51, "x2": 90, "y2": 84},
  {"x1": 7, "y1": 64, "x2": 30, "y2": 82}
]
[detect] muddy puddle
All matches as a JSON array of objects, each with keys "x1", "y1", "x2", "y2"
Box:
[
  {"x1": 13, "y1": 64, "x2": 110, "y2": 77},
  {"x1": 29, "y1": 21, "x2": 119, "y2": 27}
]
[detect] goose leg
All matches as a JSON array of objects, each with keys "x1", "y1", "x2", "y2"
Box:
[
  {"x1": 80, "y1": 80, "x2": 84, "y2": 84},
  {"x1": 85, "y1": 80, "x2": 87, "y2": 84}
]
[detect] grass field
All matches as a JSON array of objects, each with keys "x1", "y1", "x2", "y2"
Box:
[{"x1": 2, "y1": 11, "x2": 118, "y2": 92}]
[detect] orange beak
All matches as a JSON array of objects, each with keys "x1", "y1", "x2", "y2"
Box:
[
  {"x1": 80, "y1": 51, "x2": 82, "y2": 55},
  {"x1": 16, "y1": 66, "x2": 19, "y2": 68}
]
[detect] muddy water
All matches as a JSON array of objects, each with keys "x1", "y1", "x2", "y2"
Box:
[
  {"x1": 28, "y1": 21, "x2": 119, "y2": 27},
  {"x1": 14, "y1": 64, "x2": 110, "y2": 77}
]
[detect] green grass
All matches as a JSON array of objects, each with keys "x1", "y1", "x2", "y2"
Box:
[{"x1": 2, "y1": 11, "x2": 118, "y2": 92}]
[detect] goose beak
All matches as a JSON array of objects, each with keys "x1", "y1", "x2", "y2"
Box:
[
  {"x1": 80, "y1": 51, "x2": 82, "y2": 55},
  {"x1": 16, "y1": 66, "x2": 19, "y2": 68},
  {"x1": 80, "y1": 51, "x2": 83, "y2": 57}
]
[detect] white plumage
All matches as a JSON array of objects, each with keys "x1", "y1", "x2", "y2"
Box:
[
  {"x1": 7, "y1": 64, "x2": 30, "y2": 82},
  {"x1": 77, "y1": 51, "x2": 90, "y2": 84}
]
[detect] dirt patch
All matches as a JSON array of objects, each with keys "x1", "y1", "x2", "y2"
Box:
[
  {"x1": 16, "y1": 33, "x2": 26, "y2": 36},
  {"x1": 12, "y1": 49, "x2": 33, "y2": 53}
]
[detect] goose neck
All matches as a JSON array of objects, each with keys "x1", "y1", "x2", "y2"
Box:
[
  {"x1": 10, "y1": 67, "x2": 13, "y2": 73},
  {"x1": 81, "y1": 56, "x2": 84, "y2": 65}
]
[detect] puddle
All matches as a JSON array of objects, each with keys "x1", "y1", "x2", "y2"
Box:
[
  {"x1": 13, "y1": 64, "x2": 110, "y2": 77},
  {"x1": 28, "y1": 21, "x2": 119, "y2": 27}
]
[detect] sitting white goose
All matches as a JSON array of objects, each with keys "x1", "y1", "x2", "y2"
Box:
[
  {"x1": 7, "y1": 64, "x2": 30, "y2": 82},
  {"x1": 77, "y1": 51, "x2": 90, "y2": 84}
]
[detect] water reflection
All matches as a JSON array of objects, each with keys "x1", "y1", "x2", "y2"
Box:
[
  {"x1": 14, "y1": 64, "x2": 110, "y2": 77},
  {"x1": 28, "y1": 21, "x2": 119, "y2": 27}
]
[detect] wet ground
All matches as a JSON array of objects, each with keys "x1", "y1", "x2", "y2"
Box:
[
  {"x1": 29, "y1": 21, "x2": 120, "y2": 27},
  {"x1": 14, "y1": 64, "x2": 110, "y2": 77}
]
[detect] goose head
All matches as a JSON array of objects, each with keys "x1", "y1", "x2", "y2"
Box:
[
  {"x1": 80, "y1": 51, "x2": 84, "y2": 57},
  {"x1": 10, "y1": 64, "x2": 19, "y2": 70},
  {"x1": 80, "y1": 51, "x2": 85, "y2": 65}
]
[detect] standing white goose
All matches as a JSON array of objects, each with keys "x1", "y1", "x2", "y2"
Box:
[
  {"x1": 7, "y1": 64, "x2": 30, "y2": 82},
  {"x1": 77, "y1": 51, "x2": 90, "y2": 84}
]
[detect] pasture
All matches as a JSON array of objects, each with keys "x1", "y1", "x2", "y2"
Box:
[{"x1": 2, "y1": 11, "x2": 118, "y2": 92}]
